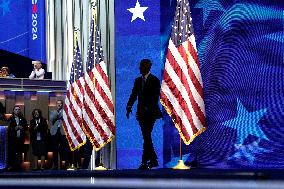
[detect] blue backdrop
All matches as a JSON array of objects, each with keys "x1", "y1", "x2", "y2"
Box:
[
  {"x1": 115, "y1": 0, "x2": 164, "y2": 169},
  {"x1": 0, "y1": 0, "x2": 45, "y2": 62},
  {"x1": 116, "y1": 0, "x2": 284, "y2": 169},
  {"x1": 190, "y1": 0, "x2": 284, "y2": 168}
]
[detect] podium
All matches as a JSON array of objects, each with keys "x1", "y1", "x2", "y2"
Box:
[
  {"x1": 0, "y1": 78, "x2": 67, "y2": 170},
  {"x1": 0, "y1": 121, "x2": 8, "y2": 170}
]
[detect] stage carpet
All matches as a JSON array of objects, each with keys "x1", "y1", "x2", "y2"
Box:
[{"x1": 1, "y1": 168, "x2": 284, "y2": 189}]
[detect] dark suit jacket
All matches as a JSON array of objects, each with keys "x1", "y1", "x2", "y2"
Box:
[
  {"x1": 127, "y1": 73, "x2": 162, "y2": 120},
  {"x1": 8, "y1": 115, "x2": 28, "y2": 144},
  {"x1": 29, "y1": 118, "x2": 48, "y2": 141}
]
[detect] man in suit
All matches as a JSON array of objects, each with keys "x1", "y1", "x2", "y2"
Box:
[
  {"x1": 126, "y1": 59, "x2": 162, "y2": 170},
  {"x1": 49, "y1": 99, "x2": 70, "y2": 169},
  {"x1": 7, "y1": 106, "x2": 28, "y2": 171}
]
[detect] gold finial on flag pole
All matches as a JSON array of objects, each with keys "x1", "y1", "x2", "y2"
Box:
[{"x1": 172, "y1": 137, "x2": 190, "y2": 170}]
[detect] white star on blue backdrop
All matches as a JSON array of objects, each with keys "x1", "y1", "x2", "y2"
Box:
[
  {"x1": 228, "y1": 139, "x2": 270, "y2": 164},
  {"x1": 223, "y1": 99, "x2": 268, "y2": 145},
  {"x1": 194, "y1": 0, "x2": 225, "y2": 25},
  {"x1": 127, "y1": 0, "x2": 148, "y2": 22}
]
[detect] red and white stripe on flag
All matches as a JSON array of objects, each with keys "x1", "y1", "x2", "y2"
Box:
[
  {"x1": 160, "y1": 0, "x2": 206, "y2": 145},
  {"x1": 83, "y1": 60, "x2": 115, "y2": 150},
  {"x1": 62, "y1": 38, "x2": 86, "y2": 151},
  {"x1": 63, "y1": 77, "x2": 87, "y2": 150},
  {"x1": 83, "y1": 16, "x2": 115, "y2": 150}
]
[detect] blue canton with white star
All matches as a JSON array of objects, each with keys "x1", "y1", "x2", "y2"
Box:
[
  {"x1": 86, "y1": 17, "x2": 105, "y2": 72},
  {"x1": 70, "y1": 38, "x2": 84, "y2": 84}
]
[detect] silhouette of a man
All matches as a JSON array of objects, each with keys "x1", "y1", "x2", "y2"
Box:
[{"x1": 126, "y1": 59, "x2": 162, "y2": 170}]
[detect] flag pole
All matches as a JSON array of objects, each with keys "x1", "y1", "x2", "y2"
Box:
[
  {"x1": 172, "y1": 137, "x2": 190, "y2": 170},
  {"x1": 67, "y1": 28, "x2": 79, "y2": 171},
  {"x1": 94, "y1": 149, "x2": 107, "y2": 170},
  {"x1": 72, "y1": 28, "x2": 79, "y2": 89},
  {"x1": 67, "y1": 150, "x2": 77, "y2": 171},
  {"x1": 91, "y1": 1, "x2": 107, "y2": 171}
]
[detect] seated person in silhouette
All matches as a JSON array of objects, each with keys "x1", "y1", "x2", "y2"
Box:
[
  {"x1": 29, "y1": 60, "x2": 45, "y2": 79},
  {"x1": 126, "y1": 59, "x2": 162, "y2": 170},
  {"x1": 0, "y1": 66, "x2": 15, "y2": 78}
]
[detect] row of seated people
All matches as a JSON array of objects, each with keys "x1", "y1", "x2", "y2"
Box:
[
  {"x1": 0, "y1": 100, "x2": 95, "y2": 171},
  {"x1": 0, "y1": 60, "x2": 45, "y2": 79}
]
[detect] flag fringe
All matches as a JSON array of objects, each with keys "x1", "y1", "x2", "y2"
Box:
[
  {"x1": 62, "y1": 123, "x2": 86, "y2": 152},
  {"x1": 160, "y1": 99, "x2": 206, "y2": 145},
  {"x1": 81, "y1": 122, "x2": 115, "y2": 151}
]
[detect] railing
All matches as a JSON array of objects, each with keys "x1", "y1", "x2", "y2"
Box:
[{"x1": 0, "y1": 78, "x2": 66, "y2": 92}]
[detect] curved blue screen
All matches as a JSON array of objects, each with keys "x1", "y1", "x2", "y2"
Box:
[
  {"x1": 116, "y1": 0, "x2": 284, "y2": 169},
  {"x1": 0, "y1": 0, "x2": 45, "y2": 62},
  {"x1": 165, "y1": 0, "x2": 284, "y2": 168}
]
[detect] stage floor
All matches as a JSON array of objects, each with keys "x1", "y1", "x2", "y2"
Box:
[{"x1": 1, "y1": 168, "x2": 284, "y2": 189}]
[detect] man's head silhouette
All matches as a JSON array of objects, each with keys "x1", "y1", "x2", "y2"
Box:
[{"x1": 139, "y1": 59, "x2": 152, "y2": 76}]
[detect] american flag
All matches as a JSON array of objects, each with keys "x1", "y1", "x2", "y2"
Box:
[
  {"x1": 83, "y1": 16, "x2": 115, "y2": 150},
  {"x1": 63, "y1": 38, "x2": 86, "y2": 150},
  {"x1": 160, "y1": 0, "x2": 206, "y2": 144}
]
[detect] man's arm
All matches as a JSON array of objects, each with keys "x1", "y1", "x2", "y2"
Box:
[
  {"x1": 36, "y1": 69, "x2": 45, "y2": 79},
  {"x1": 126, "y1": 79, "x2": 138, "y2": 118},
  {"x1": 153, "y1": 76, "x2": 161, "y2": 103},
  {"x1": 16, "y1": 118, "x2": 28, "y2": 131},
  {"x1": 49, "y1": 111, "x2": 57, "y2": 125},
  {"x1": 23, "y1": 118, "x2": 28, "y2": 130},
  {"x1": 39, "y1": 118, "x2": 48, "y2": 134},
  {"x1": 29, "y1": 70, "x2": 35, "y2": 79}
]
